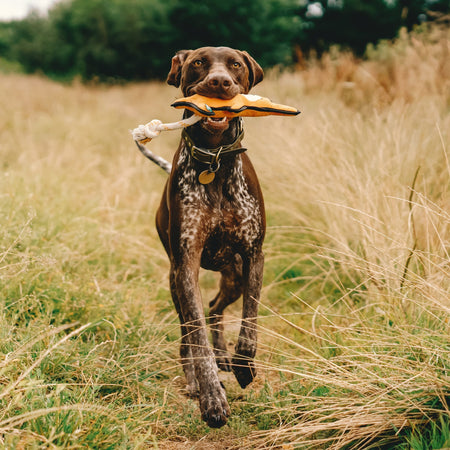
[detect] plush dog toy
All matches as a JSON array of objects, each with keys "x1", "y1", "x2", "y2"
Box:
[
  {"x1": 171, "y1": 93, "x2": 300, "y2": 117},
  {"x1": 132, "y1": 94, "x2": 300, "y2": 147}
]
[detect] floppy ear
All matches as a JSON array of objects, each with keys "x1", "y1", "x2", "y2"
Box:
[
  {"x1": 240, "y1": 51, "x2": 264, "y2": 91},
  {"x1": 167, "y1": 50, "x2": 192, "y2": 87}
]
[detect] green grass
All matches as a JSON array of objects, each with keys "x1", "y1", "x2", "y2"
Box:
[
  {"x1": 405, "y1": 415, "x2": 450, "y2": 450},
  {"x1": 0, "y1": 26, "x2": 449, "y2": 448}
]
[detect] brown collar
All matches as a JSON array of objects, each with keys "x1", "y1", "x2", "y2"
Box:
[{"x1": 181, "y1": 118, "x2": 247, "y2": 166}]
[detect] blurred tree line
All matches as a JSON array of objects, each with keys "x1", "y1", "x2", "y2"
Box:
[{"x1": 0, "y1": 0, "x2": 448, "y2": 82}]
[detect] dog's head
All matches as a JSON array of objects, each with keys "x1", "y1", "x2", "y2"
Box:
[
  {"x1": 167, "y1": 46, "x2": 263, "y2": 135},
  {"x1": 167, "y1": 46, "x2": 263, "y2": 98}
]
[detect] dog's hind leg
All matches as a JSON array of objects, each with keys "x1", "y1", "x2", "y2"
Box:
[{"x1": 209, "y1": 256, "x2": 243, "y2": 372}]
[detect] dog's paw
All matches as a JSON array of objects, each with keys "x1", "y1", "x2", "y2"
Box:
[
  {"x1": 232, "y1": 356, "x2": 256, "y2": 389},
  {"x1": 199, "y1": 388, "x2": 230, "y2": 428}
]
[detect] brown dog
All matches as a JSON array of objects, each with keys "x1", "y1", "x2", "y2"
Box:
[{"x1": 156, "y1": 47, "x2": 265, "y2": 428}]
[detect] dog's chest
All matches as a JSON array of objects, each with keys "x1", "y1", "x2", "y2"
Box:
[{"x1": 176, "y1": 149, "x2": 262, "y2": 250}]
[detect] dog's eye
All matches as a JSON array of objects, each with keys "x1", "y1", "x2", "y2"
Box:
[
  {"x1": 232, "y1": 62, "x2": 242, "y2": 68},
  {"x1": 193, "y1": 60, "x2": 203, "y2": 67}
]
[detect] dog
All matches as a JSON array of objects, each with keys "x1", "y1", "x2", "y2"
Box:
[{"x1": 155, "y1": 47, "x2": 265, "y2": 428}]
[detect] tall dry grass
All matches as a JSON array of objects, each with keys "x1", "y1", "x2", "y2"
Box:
[
  {"x1": 240, "y1": 25, "x2": 450, "y2": 449},
  {"x1": 0, "y1": 25, "x2": 449, "y2": 448}
]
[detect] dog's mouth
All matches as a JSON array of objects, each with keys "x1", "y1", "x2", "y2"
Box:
[{"x1": 201, "y1": 116, "x2": 230, "y2": 132}]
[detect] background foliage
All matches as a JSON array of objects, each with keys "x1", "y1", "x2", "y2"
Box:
[{"x1": 0, "y1": 0, "x2": 448, "y2": 81}]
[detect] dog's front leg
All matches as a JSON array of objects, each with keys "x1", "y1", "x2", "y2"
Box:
[
  {"x1": 169, "y1": 268, "x2": 199, "y2": 396},
  {"x1": 232, "y1": 250, "x2": 264, "y2": 388},
  {"x1": 173, "y1": 259, "x2": 230, "y2": 428}
]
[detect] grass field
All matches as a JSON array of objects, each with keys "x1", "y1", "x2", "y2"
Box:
[{"x1": 0, "y1": 26, "x2": 449, "y2": 449}]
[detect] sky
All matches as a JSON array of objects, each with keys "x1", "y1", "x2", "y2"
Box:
[{"x1": 0, "y1": 0, "x2": 58, "y2": 21}]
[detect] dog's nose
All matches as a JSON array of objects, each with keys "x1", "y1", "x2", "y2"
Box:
[{"x1": 207, "y1": 73, "x2": 233, "y2": 90}]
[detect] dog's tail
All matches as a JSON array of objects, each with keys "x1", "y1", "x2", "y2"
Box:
[{"x1": 135, "y1": 141, "x2": 172, "y2": 174}]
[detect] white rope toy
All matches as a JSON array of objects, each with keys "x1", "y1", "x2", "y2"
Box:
[
  {"x1": 131, "y1": 114, "x2": 202, "y2": 143},
  {"x1": 132, "y1": 114, "x2": 203, "y2": 174}
]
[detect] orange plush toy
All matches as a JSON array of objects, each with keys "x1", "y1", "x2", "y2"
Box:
[
  {"x1": 171, "y1": 93, "x2": 300, "y2": 117},
  {"x1": 132, "y1": 93, "x2": 300, "y2": 153}
]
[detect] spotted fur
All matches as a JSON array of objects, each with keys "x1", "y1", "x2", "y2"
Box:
[{"x1": 154, "y1": 46, "x2": 265, "y2": 429}]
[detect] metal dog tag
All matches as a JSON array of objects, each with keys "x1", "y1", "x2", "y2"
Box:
[{"x1": 198, "y1": 170, "x2": 215, "y2": 184}]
